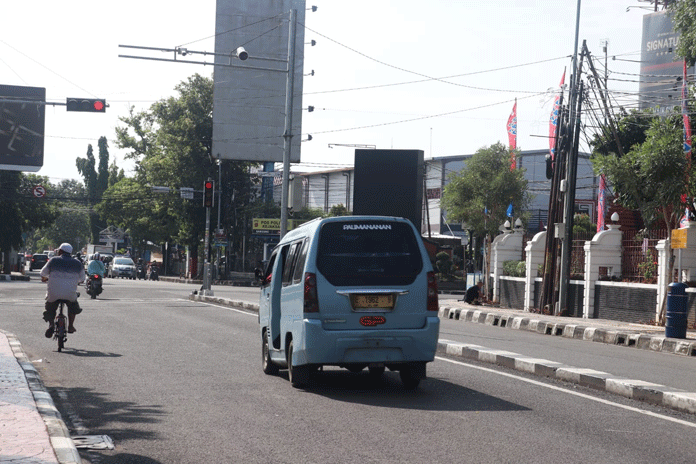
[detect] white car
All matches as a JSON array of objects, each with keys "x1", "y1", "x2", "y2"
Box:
[{"x1": 109, "y1": 257, "x2": 137, "y2": 279}]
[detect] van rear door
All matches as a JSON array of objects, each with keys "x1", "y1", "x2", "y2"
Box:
[{"x1": 315, "y1": 219, "x2": 429, "y2": 330}]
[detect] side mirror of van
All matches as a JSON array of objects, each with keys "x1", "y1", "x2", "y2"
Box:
[{"x1": 255, "y1": 268, "x2": 264, "y2": 282}]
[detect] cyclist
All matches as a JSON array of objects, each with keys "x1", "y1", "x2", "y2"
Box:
[
  {"x1": 40, "y1": 243, "x2": 85, "y2": 337},
  {"x1": 86, "y1": 252, "x2": 106, "y2": 281}
]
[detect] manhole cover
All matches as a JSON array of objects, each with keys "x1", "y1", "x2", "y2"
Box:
[{"x1": 72, "y1": 435, "x2": 115, "y2": 450}]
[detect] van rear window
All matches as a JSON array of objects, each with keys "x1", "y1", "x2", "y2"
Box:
[{"x1": 317, "y1": 221, "x2": 423, "y2": 286}]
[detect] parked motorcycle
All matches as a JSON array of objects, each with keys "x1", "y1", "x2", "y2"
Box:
[{"x1": 86, "y1": 274, "x2": 103, "y2": 299}]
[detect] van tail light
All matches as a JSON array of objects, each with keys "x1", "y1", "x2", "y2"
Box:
[
  {"x1": 304, "y1": 272, "x2": 319, "y2": 313},
  {"x1": 427, "y1": 271, "x2": 439, "y2": 311}
]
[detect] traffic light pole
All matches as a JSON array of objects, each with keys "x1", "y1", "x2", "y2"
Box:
[
  {"x1": 201, "y1": 178, "x2": 214, "y2": 296},
  {"x1": 201, "y1": 204, "x2": 214, "y2": 296}
]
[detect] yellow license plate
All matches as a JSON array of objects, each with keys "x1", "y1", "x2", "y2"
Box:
[{"x1": 351, "y1": 294, "x2": 395, "y2": 310}]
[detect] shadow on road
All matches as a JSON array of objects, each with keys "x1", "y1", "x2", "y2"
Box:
[
  {"x1": 286, "y1": 369, "x2": 530, "y2": 412},
  {"x1": 82, "y1": 452, "x2": 165, "y2": 464},
  {"x1": 48, "y1": 385, "x2": 166, "y2": 443},
  {"x1": 61, "y1": 347, "x2": 122, "y2": 358}
]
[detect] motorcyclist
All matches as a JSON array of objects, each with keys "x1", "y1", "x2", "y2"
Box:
[
  {"x1": 40, "y1": 243, "x2": 85, "y2": 336},
  {"x1": 86, "y1": 252, "x2": 106, "y2": 281}
]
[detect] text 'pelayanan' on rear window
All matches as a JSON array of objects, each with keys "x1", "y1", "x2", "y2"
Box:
[{"x1": 342, "y1": 224, "x2": 392, "y2": 230}]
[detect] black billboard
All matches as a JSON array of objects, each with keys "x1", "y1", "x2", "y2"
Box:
[
  {"x1": 353, "y1": 149, "x2": 424, "y2": 230},
  {"x1": 0, "y1": 84, "x2": 45, "y2": 172}
]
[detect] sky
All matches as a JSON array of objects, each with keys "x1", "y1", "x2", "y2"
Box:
[{"x1": 0, "y1": 0, "x2": 655, "y2": 184}]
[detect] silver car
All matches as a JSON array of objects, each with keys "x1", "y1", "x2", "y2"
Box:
[{"x1": 109, "y1": 257, "x2": 137, "y2": 279}]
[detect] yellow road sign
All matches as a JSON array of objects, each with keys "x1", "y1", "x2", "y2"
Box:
[{"x1": 672, "y1": 228, "x2": 687, "y2": 249}]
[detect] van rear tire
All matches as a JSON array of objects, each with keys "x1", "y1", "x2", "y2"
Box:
[
  {"x1": 399, "y1": 362, "x2": 425, "y2": 390},
  {"x1": 288, "y1": 341, "x2": 311, "y2": 388},
  {"x1": 262, "y1": 333, "x2": 279, "y2": 375}
]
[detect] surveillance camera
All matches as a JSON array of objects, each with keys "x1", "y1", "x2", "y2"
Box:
[{"x1": 236, "y1": 46, "x2": 249, "y2": 61}]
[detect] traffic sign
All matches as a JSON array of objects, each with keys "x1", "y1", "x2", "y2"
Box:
[
  {"x1": 32, "y1": 185, "x2": 46, "y2": 198},
  {"x1": 672, "y1": 228, "x2": 687, "y2": 249}
]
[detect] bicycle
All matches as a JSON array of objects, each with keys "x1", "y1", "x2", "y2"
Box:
[{"x1": 53, "y1": 299, "x2": 69, "y2": 352}]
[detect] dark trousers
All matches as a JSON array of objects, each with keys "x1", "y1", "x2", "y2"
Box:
[{"x1": 44, "y1": 300, "x2": 81, "y2": 323}]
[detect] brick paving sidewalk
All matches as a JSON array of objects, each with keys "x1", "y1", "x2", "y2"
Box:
[
  {"x1": 0, "y1": 330, "x2": 59, "y2": 463},
  {"x1": 0, "y1": 331, "x2": 81, "y2": 464}
]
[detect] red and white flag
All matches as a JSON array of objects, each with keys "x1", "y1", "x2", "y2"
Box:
[
  {"x1": 682, "y1": 60, "x2": 692, "y2": 166},
  {"x1": 507, "y1": 99, "x2": 517, "y2": 170},
  {"x1": 597, "y1": 174, "x2": 606, "y2": 232}
]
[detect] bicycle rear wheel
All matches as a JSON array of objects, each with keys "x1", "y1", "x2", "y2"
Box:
[{"x1": 55, "y1": 302, "x2": 67, "y2": 352}]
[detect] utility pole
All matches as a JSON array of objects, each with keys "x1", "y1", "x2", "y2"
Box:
[
  {"x1": 279, "y1": 8, "x2": 297, "y2": 239},
  {"x1": 556, "y1": 0, "x2": 583, "y2": 315},
  {"x1": 201, "y1": 179, "x2": 214, "y2": 296}
]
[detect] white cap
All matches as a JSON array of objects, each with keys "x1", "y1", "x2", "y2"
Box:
[{"x1": 59, "y1": 243, "x2": 73, "y2": 254}]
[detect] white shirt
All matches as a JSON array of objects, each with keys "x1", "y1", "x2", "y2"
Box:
[{"x1": 40, "y1": 254, "x2": 85, "y2": 302}]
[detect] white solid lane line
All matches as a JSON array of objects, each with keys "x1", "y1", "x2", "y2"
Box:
[{"x1": 436, "y1": 355, "x2": 696, "y2": 428}]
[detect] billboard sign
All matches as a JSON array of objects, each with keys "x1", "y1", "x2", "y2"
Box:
[
  {"x1": 212, "y1": 0, "x2": 306, "y2": 162},
  {"x1": 252, "y1": 217, "x2": 306, "y2": 233},
  {"x1": 0, "y1": 84, "x2": 45, "y2": 172},
  {"x1": 639, "y1": 10, "x2": 693, "y2": 112}
]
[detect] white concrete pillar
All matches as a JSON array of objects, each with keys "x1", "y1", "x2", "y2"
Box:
[
  {"x1": 582, "y1": 223, "x2": 622, "y2": 318},
  {"x1": 524, "y1": 231, "x2": 546, "y2": 311}
]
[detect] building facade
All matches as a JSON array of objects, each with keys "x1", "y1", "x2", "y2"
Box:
[{"x1": 273, "y1": 149, "x2": 598, "y2": 236}]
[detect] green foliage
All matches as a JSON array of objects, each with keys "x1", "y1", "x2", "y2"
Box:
[
  {"x1": 76, "y1": 136, "x2": 112, "y2": 242},
  {"x1": 435, "y1": 251, "x2": 454, "y2": 279},
  {"x1": 441, "y1": 142, "x2": 531, "y2": 239},
  {"x1": 328, "y1": 204, "x2": 350, "y2": 216},
  {"x1": 0, "y1": 172, "x2": 59, "y2": 270},
  {"x1": 671, "y1": 1, "x2": 696, "y2": 66},
  {"x1": 637, "y1": 249, "x2": 658, "y2": 282},
  {"x1": 110, "y1": 74, "x2": 257, "y2": 261},
  {"x1": 592, "y1": 114, "x2": 689, "y2": 231},
  {"x1": 503, "y1": 260, "x2": 526, "y2": 277},
  {"x1": 292, "y1": 207, "x2": 326, "y2": 220},
  {"x1": 573, "y1": 213, "x2": 596, "y2": 236}
]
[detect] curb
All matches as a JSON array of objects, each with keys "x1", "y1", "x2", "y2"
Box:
[
  {"x1": 438, "y1": 306, "x2": 696, "y2": 357},
  {"x1": 4, "y1": 331, "x2": 82, "y2": 464},
  {"x1": 437, "y1": 339, "x2": 696, "y2": 415}
]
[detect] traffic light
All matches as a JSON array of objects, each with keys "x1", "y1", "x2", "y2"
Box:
[
  {"x1": 66, "y1": 98, "x2": 106, "y2": 113},
  {"x1": 203, "y1": 180, "x2": 214, "y2": 208}
]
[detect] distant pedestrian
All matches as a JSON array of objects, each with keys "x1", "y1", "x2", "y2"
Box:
[{"x1": 464, "y1": 281, "x2": 486, "y2": 305}]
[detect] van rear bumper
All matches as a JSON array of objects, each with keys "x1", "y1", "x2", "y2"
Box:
[{"x1": 295, "y1": 317, "x2": 440, "y2": 365}]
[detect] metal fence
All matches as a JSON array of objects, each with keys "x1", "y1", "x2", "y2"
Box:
[
  {"x1": 621, "y1": 229, "x2": 668, "y2": 282},
  {"x1": 568, "y1": 228, "x2": 669, "y2": 282},
  {"x1": 570, "y1": 231, "x2": 595, "y2": 278}
]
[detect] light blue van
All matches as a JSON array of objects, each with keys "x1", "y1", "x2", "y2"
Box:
[{"x1": 258, "y1": 216, "x2": 440, "y2": 389}]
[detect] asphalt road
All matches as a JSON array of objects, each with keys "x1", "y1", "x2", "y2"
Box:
[{"x1": 2, "y1": 276, "x2": 696, "y2": 463}]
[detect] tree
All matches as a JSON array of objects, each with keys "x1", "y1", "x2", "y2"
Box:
[
  {"x1": 112, "y1": 74, "x2": 258, "y2": 271},
  {"x1": 441, "y1": 142, "x2": 530, "y2": 239},
  {"x1": 76, "y1": 136, "x2": 111, "y2": 243},
  {"x1": 37, "y1": 179, "x2": 91, "y2": 252},
  {"x1": 329, "y1": 204, "x2": 350, "y2": 216},
  {"x1": 592, "y1": 114, "x2": 690, "y2": 233},
  {"x1": 671, "y1": 1, "x2": 696, "y2": 66},
  {"x1": 96, "y1": 177, "x2": 174, "y2": 254},
  {"x1": 0, "y1": 172, "x2": 58, "y2": 272}
]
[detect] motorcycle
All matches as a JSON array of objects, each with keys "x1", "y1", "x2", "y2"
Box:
[
  {"x1": 148, "y1": 265, "x2": 159, "y2": 281},
  {"x1": 137, "y1": 264, "x2": 147, "y2": 280},
  {"x1": 86, "y1": 274, "x2": 103, "y2": 299}
]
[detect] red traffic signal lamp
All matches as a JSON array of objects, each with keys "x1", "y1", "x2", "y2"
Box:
[
  {"x1": 66, "y1": 98, "x2": 106, "y2": 113},
  {"x1": 203, "y1": 180, "x2": 214, "y2": 208}
]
